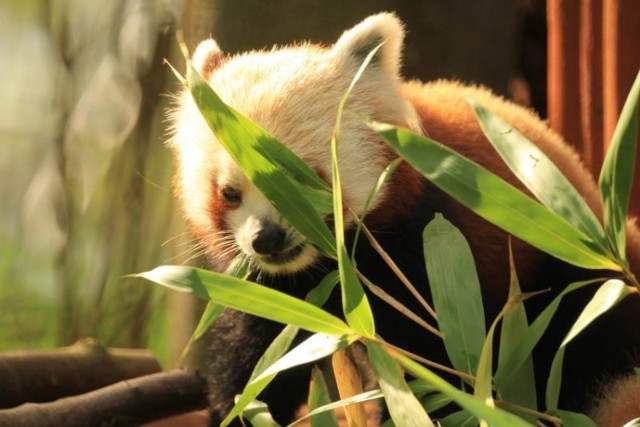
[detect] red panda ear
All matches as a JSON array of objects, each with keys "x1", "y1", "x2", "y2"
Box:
[
  {"x1": 192, "y1": 39, "x2": 224, "y2": 80},
  {"x1": 332, "y1": 13, "x2": 405, "y2": 81}
]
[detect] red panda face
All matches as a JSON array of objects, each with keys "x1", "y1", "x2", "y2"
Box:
[
  {"x1": 212, "y1": 152, "x2": 321, "y2": 274},
  {"x1": 169, "y1": 15, "x2": 422, "y2": 274}
]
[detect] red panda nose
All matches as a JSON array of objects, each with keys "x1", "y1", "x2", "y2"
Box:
[{"x1": 251, "y1": 221, "x2": 287, "y2": 255}]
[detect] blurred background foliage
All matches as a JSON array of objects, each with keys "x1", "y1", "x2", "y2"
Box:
[{"x1": 0, "y1": 0, "x2": 541, "y2": 368}]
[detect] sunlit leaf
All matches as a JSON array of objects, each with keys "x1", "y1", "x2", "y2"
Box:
[
  {"x1": 296, "y1": 379, "x2": 437, "y2": 426},
  {"x1": 241, "y1": 400, "x2": 279, "y2": 427},
  {"x1": 193, "y1": 257, "x2": 249, "y2": 340},
  {"x1": 226, "y1": 334, "x2": 349, "y2": 427},
  {"x1": 395, "y1": 351, "x2": 531, "y2": 426},
  {"x1": 223, "y1": 271, "x2": 340, "y2": 425},
  {"x1": 308, "y1": 367, "x2": 339, "y2": 427},
  {"x1": 186, "y1": 65, "x2": 335, "y2": 256},
  {"x1": 351, "y1": 157, "x2": 403, "y2": 260},
  {"x1": 470, "y1": 100, "x2": 608, "y2": 252},
  {"x1": 330, "y1": 47, "x2": 379, "y2": 337},
  {"x1": 546, "y1": 279, "x2": 632, "y2": 410},
  {"x1": 370, "y1": 122, "x2": 619, "y2": 271},
  {"x1": 366, "y1": 342, "x2": 434, "y2": 427},
  {"x1": 137, "y1": 266, "x2": 352, "y2": 336},
  {"x1": 423, "y1": 214, "x2": 485, "y2": 376},
  {"x1": 193, "y1": 301, "x2": 224, "y2": 340},
  {"x1": 254, "y1": 333, "x2": 351, "y2": 383},
  {"x1": 599, "y1": 70, "x2": 640, "y2": 265}
]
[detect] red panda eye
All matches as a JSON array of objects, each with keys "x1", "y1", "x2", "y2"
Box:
[{"x1": 220, "y1": 187, "x2": 242, "y2": 204}]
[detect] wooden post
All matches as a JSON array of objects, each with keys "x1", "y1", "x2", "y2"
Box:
[{"x1": 547, "y1": 0, "x2": 640, "y2": 216}]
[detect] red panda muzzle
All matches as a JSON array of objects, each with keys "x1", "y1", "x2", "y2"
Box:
[{"x1": 250, "y1": 220, "x2": 287, "y2": 255}]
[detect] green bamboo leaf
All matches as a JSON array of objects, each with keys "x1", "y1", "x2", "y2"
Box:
[
  {"x1": 242, "y1": 400, "x2": 279, "y2": 427},
  {"x1": 439, "y1": 410, "x2": 477, "y2": 427},
  {"x1": 474, "y1": 310, "x2": 500, "y2": 409},
  {"x1": 223, "y1": 271, "x2": 340, "y2": 426},
  {"x1": 296, "y1": 389, "x2": 382, "y2": 426},
  {"x1": 420, "y1": 392, "x2": 452, "y2": 414},
  {"x1": 395, "y1": 351, "x2": 532, "y2": 426},
  {"x1": 137, "y1": 266, "x2": 352, "y2": 336},
  {"x1": 423, "y1": 214, "x2": 485, "y2": 376},
  {"x1": 330, "y1": 46, "x2": 379, "y2": 338},
  {"x1": 186, "y1": 65, "x2": 336, "y2": 256},
  {"x1": 470, "y1": 100, "x2": 608, "y2": 251},
  {"x1": 370, "y1": 122, "x2": 619, "y2": 271},
  {"x1": 351, "y1": 157, "x2": 403, "y2": 260},
  {"x1": 193, "y1": 301, "x2": 224, "y2": 340},
  {"x1": 495, "y1": 247, "x2": 537, "y2": 415},
  {"x1": 253, "y1": 333, "x2": 351, "y2": 383},
  {"x1": 249, "y1": 325, "x2": 299, "y2": 383},
  {"x1": 193, "y1": 257, "x2": 249, "y2": 340},
  {"x1": 546, "y1": 279, "x2": 632, "y2": 410},
  {"x1": 296, "y1": 379, "x2": 438, "y2": 426},
  {"x1": 599, "y1": 70, "x2": 640, "y2": 265},
  {"x1": 493, "y1": 279, "x2": 601, "y2": 385},
  {"x1": 556, "y1": 410, "x2": 598, "y2": 427},
  {"x1": 366, "y1": 341, "x2": 434, "y2": 427},
  {"x1": 308, "y1": 368, "x2": 339, "y2": 427}
]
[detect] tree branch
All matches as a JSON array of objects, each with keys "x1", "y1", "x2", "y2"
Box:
[
  {"x1": 0, "y1": 369, "x2": 208, "y2": 426},
  {"x1": 0, "y1": 338, "x2": 162, "y2": 408}
]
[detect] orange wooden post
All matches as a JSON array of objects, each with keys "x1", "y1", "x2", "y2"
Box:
[{"x1": 547, "y1": 0, "x2": 640, "y2": 216}]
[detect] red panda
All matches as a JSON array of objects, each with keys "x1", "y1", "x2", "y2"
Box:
[{"x1": 168, "y1": 13, "x2": 640, "y2": 426}]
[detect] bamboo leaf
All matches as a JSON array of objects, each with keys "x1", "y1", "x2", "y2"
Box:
[
  {"x1": 295, "y1": 379, "x2": 438, "y2": 426},
  {"x1": 296, "y1": 389, "x2": 382, "y2": 426},
  {"x1": 495, "y1": 245, "x2": 537, "y2": 415},
  {"x1": 254, "y1": 333, "x2": 351, "y2": 383},
  {"x1": 137, "y1": 266, "x2": 352, "y2": 336},
  {"x1": 186, "y1": 65, "x2": 335, "y2": 256},
  {"x1": 599, "y1": 70, "x2": 640, "y2": 265},
  {"x1": 193, "y1": 257, "x2": 249, "y2": 340},
  {"x1": 439, "y1": 410, "x2": 477, "y2": 427},
  {"x1": 366, "y1": 342, "x2": 434, "y2": 427},
  {"x1": 223, "y1": 271, "x2": 340, "y2": 425},
  {"x1": 423, "y1": 214, "x2": 485, "y2": 376},
  {"x1": 546, "y1": 279, "x2": 632, "y2": 410},
  {"x1": 556, "y1": 410, "x2": 598, "y2": 427},
  {"x1": 242, "y1": 400, "x2": 279, "y2": 427},
  {"x1": 193, "y1": 301, "x2": 224, "y2": 339},
  {"x1": 370, "y1": 122, "x2": 619, "y2": 271},
  {"x1": 330, "y1": 47, "x2": 379, "y2": 337},
  {"x1": 420, "y1": 392, "x2": 452, "y2": 414},
  {"x1": 395, "y1": 351, "x2": 532, "y2": 426},
  {"x1": 494, "y1": 279, "x2": 601, "y2": 385},
  {"x1": 308, "y1": 367, "x2": 339, "y2": 427},
  {"x1": 351, "y1": 157, "x2": 403, "y2": 260},
  {"x1": 470, "y1": 100, "x2": 607, "y2": 251}
]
